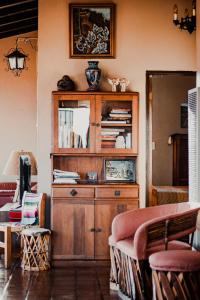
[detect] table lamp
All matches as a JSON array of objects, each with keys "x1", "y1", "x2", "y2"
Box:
[{"x1": 3, "y1": 150, "x2": 37, "y2": 203}]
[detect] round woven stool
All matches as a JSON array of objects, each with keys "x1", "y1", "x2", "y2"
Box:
[
  {"x1": 149, "y1": 250, "x2": 200, "y2": 300},
  {"x1": 21, "y1": 228, "x2": 51, "y2": 271}
]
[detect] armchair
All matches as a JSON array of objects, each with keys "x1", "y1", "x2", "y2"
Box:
[{"x1": 109, "y1": 202, "x2": 200, "y2": 300}]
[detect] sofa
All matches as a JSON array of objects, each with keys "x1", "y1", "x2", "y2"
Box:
[
  {"x1": 0, "y1": 182, "x2": 37, "y2": 208},
  {"x1": 0, "y1": 182, "x2": 16, "y2": 208}
]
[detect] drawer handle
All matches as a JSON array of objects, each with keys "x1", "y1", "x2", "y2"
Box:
[
  {"x1": 115, "y1": 190, "x2": 121, "y2": 196},
  {"x1": 70, "y1": 189, "x2": 78, "y2": 196}
]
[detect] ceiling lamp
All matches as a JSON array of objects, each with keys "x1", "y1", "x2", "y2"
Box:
[{"x1": 173, "y1": 0, "x2": 196, "y2": 34}]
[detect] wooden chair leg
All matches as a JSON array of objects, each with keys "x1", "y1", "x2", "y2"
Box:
[{"x1": 4, "y1": 226, "x2": 11, "y2": 268}]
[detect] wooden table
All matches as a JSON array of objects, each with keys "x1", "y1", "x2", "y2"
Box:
[{"x1": 152, "y1": 186, "x2": 188, "y2": 206}]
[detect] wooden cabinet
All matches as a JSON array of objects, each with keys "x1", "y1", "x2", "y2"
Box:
[
  {"x1": 52, "y1": 185, "x2": 139, "y2": 260},
  {"x1": 95, "y1": 199, "x2": 138, "y2": 259},
  {"x1": 51, "y1": 91, "x2": 139, "y2": 261},
  {"x1": 52, "y1": 198, "x2": 94, "y2": 259}
]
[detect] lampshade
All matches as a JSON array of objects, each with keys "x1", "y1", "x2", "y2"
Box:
[{"x1": 3, "y1": 150, "x2": 37, "y2": 176}]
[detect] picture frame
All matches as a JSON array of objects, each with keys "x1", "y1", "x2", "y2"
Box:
[
  {"x1": 104, "y1": 159, "x2": 136, "y2": 182},
  {"x1": 69, "y1": 3, "x2": 115, "y2": 58}
]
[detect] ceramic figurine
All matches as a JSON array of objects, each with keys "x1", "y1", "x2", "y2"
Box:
[
  {"x1": 119, "y1": 78, "x2": 130, "y2": 92},
  {"x1": 108, "y1": 78, "x2": 120, "y2": 92},
  {"x1": 57, "y1": 75, "x2": 75, "y2": 91},
  {"x1": 115, "y1": 135, "x2": 126, "y2": 148}
]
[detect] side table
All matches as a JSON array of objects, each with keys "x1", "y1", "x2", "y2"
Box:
[{"x1": 21, "y1": 228, "x2": 51, "y2": 271}]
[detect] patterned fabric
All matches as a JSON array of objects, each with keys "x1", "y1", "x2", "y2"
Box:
[{"x1": 21, "y1": 192, "x2": 41, "y2": 226}]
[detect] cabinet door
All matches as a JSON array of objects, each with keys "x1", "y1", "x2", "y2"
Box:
[
  {"x1": 52, "y1": 198, "x2": 94, "y2": 260},
  {"x1": 53, "y1": 94, "x2": 96, "y2": 153},
  {"x1": 94, "y1": 200, "x2": 138, "y2": 259},
  {"x1": 95, "y1": 94, "x2": 139, "y2": 154}
]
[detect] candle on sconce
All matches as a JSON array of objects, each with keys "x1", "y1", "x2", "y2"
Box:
[
  {"x1": 173, "y1": 4, "x2": 178, "y2": 20},
  {"x1": 192, "y1": 0, "x2": 196, "y2": 16}
]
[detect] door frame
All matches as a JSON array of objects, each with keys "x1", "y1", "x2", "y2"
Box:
[{"x1": 146, "y1": 70, "x2": 196, "y2": 207}]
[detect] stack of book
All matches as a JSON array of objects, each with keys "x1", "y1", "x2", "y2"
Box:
[
  {"x1": 53, "y1": 169, "x2": 80, "y2": 184},
  {"x1": 101, "y1": 108, "x2": 132, "y2": 124},
  {"x1": 101, "y1": 128, "x2": 125, "y2": 148}
]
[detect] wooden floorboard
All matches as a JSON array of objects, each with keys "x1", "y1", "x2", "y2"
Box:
[{"x1": 0, "y1": 260, "x2": 119, "y2": 300}]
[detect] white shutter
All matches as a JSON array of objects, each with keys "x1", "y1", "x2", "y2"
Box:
[{"x1": 188, "y1": 88, "x2": 200, "y2": 203}]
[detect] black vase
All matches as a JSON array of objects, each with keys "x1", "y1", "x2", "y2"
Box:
[{"x1": 85, "y1": 61, "x2": 101, "y2": 91}]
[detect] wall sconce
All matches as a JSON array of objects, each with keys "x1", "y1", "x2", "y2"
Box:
[
  {"x1": 173, "y1": 0, "x2": 196, "y2": 34},
  {"x1": 5, "y1": 37, "x2": 37, "y2": 76}
]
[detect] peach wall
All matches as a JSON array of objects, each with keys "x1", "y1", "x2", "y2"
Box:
[
  {"x1": 37, "y1": 0, "x2": 196, "y2": 207},
  {"x1": 0, "y1": 33, "x2": 37, "y2": 182}
]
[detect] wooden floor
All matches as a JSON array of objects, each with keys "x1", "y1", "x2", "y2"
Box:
[{"x1": 0, "y1": 261, "x2": 119, "y2": 300}]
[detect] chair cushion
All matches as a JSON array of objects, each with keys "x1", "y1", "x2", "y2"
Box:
[
  {"x1": 149, "y1": 250, "x2": 200, "y2": 272},
  {"x1": 117, "y1": 238, "x2": 191, "y2": 260}
]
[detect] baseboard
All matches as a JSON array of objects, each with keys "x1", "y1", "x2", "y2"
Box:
[{"x1": 52, "y1": 260, "x2": 111, "y2": 267}]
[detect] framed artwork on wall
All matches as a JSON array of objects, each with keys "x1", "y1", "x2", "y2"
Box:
[
  {"x1": 104, "y1": 159, "x2": 136, "y2": 183},
  {"x1": 69, "y1": 3, "x2": 115, "y2": 58}
]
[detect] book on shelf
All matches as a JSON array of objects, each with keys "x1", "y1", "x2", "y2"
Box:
[
  {"x1": 53, "y1": 178, "x2": 77, "y2": 184},
  {"x1": 53, "y1": 169, "x2": 80, "y2": 179},
  {"x1": 101, "y1": 136, "x2": 117, "y2": 141},
  {"x1": 111, "y1": 108, "x2": 131, "y2": 114},
  {"x1": 109, "y1": 113, "x2": 132, "y2": 118},
  {"x1": 101, "y1": 120, "x2": 127, "y2": 124},
  {"x1": 101, "y1": 128, "x2": 125, "y2": 133}
]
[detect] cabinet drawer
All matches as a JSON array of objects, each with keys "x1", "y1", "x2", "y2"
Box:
[
  {"x1": 96, "y1": 187, "x2": 139, "y2": 199},
  {"x1": 52, "y1": 187, "x2": 95, "y2": 198}
]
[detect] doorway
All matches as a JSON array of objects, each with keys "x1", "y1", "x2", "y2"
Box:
[{"x1": 146, "y1": 71, "x2": 196, "y2": 206}]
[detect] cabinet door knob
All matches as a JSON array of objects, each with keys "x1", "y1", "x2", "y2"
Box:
[
  {"x1": 70, "y1": 189, "x2": 78, "y2": 196},
  {"x1": 96, "y1": 123, "x2": 100, "y2": 127},
  {"x1": 90, "y1": 228, "x2": 95, "y2": 232},
  {"x1": 115, "y1": 190, "x2": 121, "y2": 196},
  {"x1": 96, "y1": 228, "x2": 102, "y2": 233},
  {"x1": 91, "y1": 122, "x2": 96, "y2": 126}
]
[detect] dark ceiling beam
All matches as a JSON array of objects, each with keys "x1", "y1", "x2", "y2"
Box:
[
  {"x1": 0, "y1": 10, "x2": 37, "y2": 26},
  {"x1": 0, "y1": 18, "x2": 37, "y2": 33},
  {"x1": 0, "y1": 0, "x2": 37, "y2": 9},
  {"x1": 0, "y1": 1, "x2": 37, "y2": 17},
  {"x1": 0, "y1": 7, "x2": 37, "y2": 20},
  {"x1": 0, "y1": 0, "x2": 38, "y2": 39},
  {"x1": 0, "y1": 24, "x2": 37, "y2": 39}
]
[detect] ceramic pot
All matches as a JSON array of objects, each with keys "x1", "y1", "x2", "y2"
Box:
[{"x1": 85, "y1": 61, "x2": 101, "y2": 91}]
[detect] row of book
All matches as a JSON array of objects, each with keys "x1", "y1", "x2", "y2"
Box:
[
  {"x1": 53, "y1": 169, "x2": 80, "y2": 184},
  {"x1": 101, "y1": 128, "x2": 132, "y2": 148},
  {"x1": 101, "y1": 128, "x2": 124, "y2": 148},
  {"x1": 101, "y1": 108, "x2": 132, "y2": 124}
]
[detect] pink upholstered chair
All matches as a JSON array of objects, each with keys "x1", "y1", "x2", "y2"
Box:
[
  {"x1": 149, "y1": 250, "x2": 200, "y2": 300},
  {"x1": 109, "y1": 202, "x2": 200, "y2": 300}
]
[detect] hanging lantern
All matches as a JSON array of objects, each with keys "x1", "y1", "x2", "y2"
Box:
[{"x1": 5, "y1": 45, "x2": 27, "y2": 76}]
